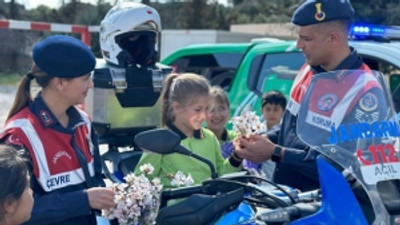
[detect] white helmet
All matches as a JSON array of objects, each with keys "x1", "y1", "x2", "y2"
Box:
[{"x1": 100, "y1": 2, "x2": 161, "y2": 67}]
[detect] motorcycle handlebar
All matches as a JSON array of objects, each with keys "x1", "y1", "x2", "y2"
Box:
[
  {"x1": 257, "y1": 201, "x2": 322, "y2": 223},
  {"x1": 161, "y1": 173, "x2": 254, "y2": 201},
  {"x1": 297, "y1": 189, "x2": 321, "y2": 201},
  {"x1": 161, "y1": 185, "x2": 204, "y2": 200}
]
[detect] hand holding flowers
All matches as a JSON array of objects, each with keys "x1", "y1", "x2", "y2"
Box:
[
  {"x1": 230, "y1": 111, "x2": 266, "y2": 138},
  {"x1": 231, "y1": 111, "x2": 276, "y2": 164},
  {"x1": 102, "y1": 164, "x2": 194, "y2": 225}
]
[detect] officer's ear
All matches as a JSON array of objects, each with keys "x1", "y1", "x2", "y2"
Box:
[
  {"x1": 328, "y1": 31, "x2": 341, "y2": 45},
  {"x1": 52, "y1": 77, "x2": 65, "y2": 91}
]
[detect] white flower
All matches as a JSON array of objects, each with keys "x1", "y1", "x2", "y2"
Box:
[
  {"x1": 102, "y1": 165, "x2": 195, "y2": 225},
  {"x1": 102, "y1": 164, "x2": 161, "y2": 225},
  {"x1": 230, "y1": 111, "x2": 266, "y2": 138},
  {"x1": 139, "y1": 163, "x2": 155, "y2": 175},
  {"x1": 170, "y1": 171, "x2": 194, "y2": 187}
]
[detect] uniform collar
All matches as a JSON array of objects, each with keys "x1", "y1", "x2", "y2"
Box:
[
  {"x1": 166, "y1": 121, "x2": 202, "y2": 140},
  {"x1": 311, "y1": 47, "x2": 363, "y2": 73},
  {"x1": 29, "y1": 93, "x2": 85, "y2": 130},
  {"x1": 221, "y1": 128, "x2": 229, "y2": 141},
  {"x1": 204, "y1": 127, "x2": 228, "y2": 142}
]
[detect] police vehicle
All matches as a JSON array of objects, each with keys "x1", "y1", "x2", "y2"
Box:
[{"x1": 162, "y1": 24, "x2": 400, "y2": 117}]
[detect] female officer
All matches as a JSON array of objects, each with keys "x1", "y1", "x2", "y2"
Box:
[{"x1": 0, "y1": 35, "x2": 115, "y2": 225}]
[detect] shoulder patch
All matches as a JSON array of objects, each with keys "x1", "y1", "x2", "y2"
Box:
[
  {"x1": 318, "y1": 93, "x2": 338, "y2": 111},
  {"x1": 359, "y1": 92, "x2": 378, "y2": 112}
]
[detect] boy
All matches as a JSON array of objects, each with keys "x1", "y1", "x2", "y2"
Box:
[{"x1": 261, "y1": 90, "x2": 287, "y2": 179}]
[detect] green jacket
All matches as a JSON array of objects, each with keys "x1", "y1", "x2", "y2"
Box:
[{"x1": 134, "y1": 127, "x2": 240, "y2": 189}]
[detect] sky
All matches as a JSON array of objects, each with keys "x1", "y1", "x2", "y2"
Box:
[{"x1": 6, "y1": 0, "x2": 229, "y2": 9}]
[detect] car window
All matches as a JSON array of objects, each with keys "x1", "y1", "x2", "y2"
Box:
[
  {"x1": 252, "y1": 52, "x2": 305, "y2": 98},
  {"x1": 361, "y1": 55, "x2": 400, "y2": 92},
  {"x1": 169, "y1": 52, "x2": 245, "y2": 90},
  {"x1": 169, "y1": 53, "x2": 244, "y2": 70}
]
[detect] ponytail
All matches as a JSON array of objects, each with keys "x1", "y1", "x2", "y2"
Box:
[
  {"x1": 6, "y1": 64, "x2": 53, "y2": 121},
  {"x1": 161, "y1": 73, "x2": 179, "y2": 126},
  {"x1": 6, "y1": 75, "x2": 33, "y2": 121}
]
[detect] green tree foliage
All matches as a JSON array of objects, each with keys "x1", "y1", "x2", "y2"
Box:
[
  {"x1": 352, "y1": 0, "x2": 400, "y2": 26},
  {"x1": 180, "y1": 0, "x2": 210, "y2": 28},
  {"x1": 153, "y1": 1, "x2": 185, "y2": 29},
  {"x1": 228, "y1": 0, "x2": 302, "y2": 24}
]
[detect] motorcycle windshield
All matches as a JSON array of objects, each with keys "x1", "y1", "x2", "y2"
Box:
[{"x1": 297, "y1": 70, "x2": 400, "y2": 224}]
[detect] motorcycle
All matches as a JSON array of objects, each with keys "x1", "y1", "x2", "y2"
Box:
[
  {"x1": 133, "y1": 69, "x2": 400, "y2": 225},
  {"x1": 134, "y1": 128, "x2": 305, "y2": 225}
]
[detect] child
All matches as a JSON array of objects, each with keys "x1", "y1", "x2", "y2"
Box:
[
  {"x1": 205, "y1": 86, "x2": 236, "y2": 147},
  {"x1": 134, "y1": 73, "x2": 242, "y2": 188},
  {"x1": 0, "y1": 145, "x2": 33, "y2": 225},
  {"x1": 261, "y1": 90, "x2": 287, "y2": 131},
  {"x1": 206, "y1": 86, "x2": 261, "y2": 171},
  {"x1": 260, "y1": 90, "x2": 287, "y2": 179}
]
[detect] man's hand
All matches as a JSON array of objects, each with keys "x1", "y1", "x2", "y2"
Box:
[
  {"x1": 87, "y1": 187, "x2": 115, "y2": 210},
  {"x1": 233, "y1": 134, "x2": 275, "y2": 163}
]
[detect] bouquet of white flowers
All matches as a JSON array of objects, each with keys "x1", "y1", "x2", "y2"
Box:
[
  {"x1": 102, "y1": 164, "x2": 194, "y2": 225},
  {"x1": 230, "y1": 111, "x2": 266, "y2": 138}
]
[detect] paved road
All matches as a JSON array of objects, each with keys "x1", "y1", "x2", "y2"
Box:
[{"x1": 0, "y1": 85, "x2": 16, "y2": 127}]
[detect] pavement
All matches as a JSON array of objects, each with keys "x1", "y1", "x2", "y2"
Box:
[{"x1": 0, "y1": 85, "x2": 16, "y2": 127}]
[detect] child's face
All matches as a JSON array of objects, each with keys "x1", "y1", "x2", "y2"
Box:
[
  {"x1": 6, "y1": 185, "x2": 33, "y2": 225},
  {"x1": 174, "y1": 96, "x2": 210, "y2": 131},
  {"x1": 206, "y1": 101, "x2": 230, "y2": 131},
  {"x1": 262, "y1": 103, "x2": 284, "y2": 128}
]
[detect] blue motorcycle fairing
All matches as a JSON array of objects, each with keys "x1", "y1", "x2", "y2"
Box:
[
  {"x1": 289, "y1": 156, "x2": 369, "y2": 225},
  {"x1": 215, "y1": 201, "x2": 255, "y2": 225}
]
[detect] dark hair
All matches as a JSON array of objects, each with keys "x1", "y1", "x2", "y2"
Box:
[
  {"x1": 209, "y1": 85, "x2": 230, "y2": 108},
  {"x1": 316, "y1": 19, "x2": 352, "y2": 36},
  {"x1": 0, "y1": 145, "x2": 29, "y2": 224},
  {"x1": 261, "y1": 90, "x2": 287, "y2": 110},
  {"x1": 7, "y1": 64, "x2": 53, "y2": 120},
  {"x1": 161, "y1": 73, "x2": 210, "y2": 126}
]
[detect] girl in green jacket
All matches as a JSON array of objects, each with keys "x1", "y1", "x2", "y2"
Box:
[{"x1": 134, "y1": 73, "x2": 242, "y2": 188}]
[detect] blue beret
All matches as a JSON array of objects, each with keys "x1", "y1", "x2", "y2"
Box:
[
  {"x1": 292, "y1": 0, "x2": 354, "y2": 26},
  {"x1": 33, "y1": 35, "x2": 95, "y2": 78}
]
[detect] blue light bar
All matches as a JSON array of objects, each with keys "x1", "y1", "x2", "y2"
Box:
[
  {"x1": 350, "y1": 24, "x2": 386, "y2": 36},
  {"x1": 349, "y1": 24, "x2": 400, "y2": 40}
]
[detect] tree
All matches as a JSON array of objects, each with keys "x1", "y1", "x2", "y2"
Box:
[
  {"x1": 180, "y1": 0, "x2": 210, "y2": 29},
  {"x1": 352, "y1": 0, "x2": 400, "y2": 25}
]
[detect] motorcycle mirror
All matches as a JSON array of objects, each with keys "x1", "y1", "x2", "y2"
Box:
[{"x1": 134, "y1": 128, "x2": 181, "y2": 154}]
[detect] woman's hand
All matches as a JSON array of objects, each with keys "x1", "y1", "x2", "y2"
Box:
[{"x1": 87, "y1": 187, "x2": 115, "y2": 210}]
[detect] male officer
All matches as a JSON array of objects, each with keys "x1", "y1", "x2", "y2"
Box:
[{"x1": 233, "y1": 0, "x2": 377, "y2": 192}]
